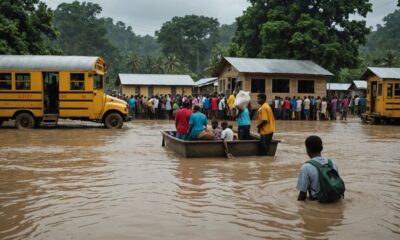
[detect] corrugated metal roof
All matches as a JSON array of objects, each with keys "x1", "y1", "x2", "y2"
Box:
[
  {"x1": 352, "y1": 80, "x2": 367, "y2": 90},
  {"x1": 119, "y1": 74, "x2": 194, "y2": 86},
  {"x1": 224, "y1": 57, "x2": 333, "y2": 76},
  {"x1": 327, "y1": 83, "x2": 351, "y2": 91},
  {"x1": 365, "y1": 67, "x2": 400, "y2": 79},
  {"x1": 195, "y1": 77, "x2": 218, "y2": 87},
  {"x1": 0, "y1": 55, "x2": 100, "y2": 71}
]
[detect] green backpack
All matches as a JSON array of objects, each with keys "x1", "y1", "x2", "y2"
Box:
[{"x1": 307, "y1": 159, "x2": 345, "y2": 203}]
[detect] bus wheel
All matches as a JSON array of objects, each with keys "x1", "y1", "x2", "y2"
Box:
[
  {"x1": 15, "y1": 113, "x2": 35, "y2": 129},
  {"x1": 104, "y1": 113, "x2": 123, "y2": 129}
]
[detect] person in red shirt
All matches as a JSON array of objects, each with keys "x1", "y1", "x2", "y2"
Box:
[
  {"x1": 283, "y1": 97, "x2": 291, "y2": 120},
  {"x1": 210, "y1": 94, "x2": 219, "y2": 120},
  {"x1": 175, "y1": 101, "x2": 192, "y2": 140}
]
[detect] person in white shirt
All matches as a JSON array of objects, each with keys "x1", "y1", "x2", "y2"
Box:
[
  {"x1": 218, "y1": 95, "x2": 226, "y2": 120},
  {"x1": 221, "y1": 121, "x2": 234, "y2": 141},
  {"x1": 296, "y1": 97, "x2": 303, "y2": 120},
  {"x1": 303, "y1": 96, "x2": 311, "y2": 120},
  {"x1": 321, "y1": 97, "x2": 328, "y2": 120},
  {"x1": 354, "y1": 96, "x2": 360, "y2": 116}
]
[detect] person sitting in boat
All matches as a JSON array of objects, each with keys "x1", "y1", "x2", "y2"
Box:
[
  {"x1": 221, "y1": 122, "x2": 234, "y2": 141},
  {"x1": 188, "y1": 105, "x2": 213, "y2": 140},
  {"x1": 211, "y1": 119, "x2": 222, "y2": 140}
]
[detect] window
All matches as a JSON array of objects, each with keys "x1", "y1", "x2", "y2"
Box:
[
  {"x1": 16, "y1": 73, "x2": 31, "y2": 90},
  {"x1": 395, "y1": 83, "x2": 400, "y2": 97},
  {"x1": 0, "y1": 73, "x2": 12, "y2": 90},
  {"x1": 93, "y1": 74, "x2": 103, "y2": 89},
  {"x1": 251, "y1": 79, "x2": 265, "y2": 93},
  {"x1": 171, "y1": 86, "x2": 176, "y2": 96},
  {"x1": 387, "y1": 83, "x2": 393, "y2": 98},
  {"x1": 148, "y1": 86, "x2": 154, "y2": 96},
  {"x1": 70, "y1": 73, "x2": 85, "y2": 90},
  {"x1": 272, "y1": 79, "x2": 290, "y2": 93},
  {"x1": 135, "y1": 86, "x2": 141, "y2": 95},
  {"x1": 378, "y1": 84, "x2": 382, "y2": 96},
  {"x1": 298, "y1": 80, "x2": 314, "y2": 93}
]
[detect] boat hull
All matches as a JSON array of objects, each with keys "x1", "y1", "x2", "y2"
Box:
[{"x1": 161, "y1": 131, "x2": 279, "y2": 158}]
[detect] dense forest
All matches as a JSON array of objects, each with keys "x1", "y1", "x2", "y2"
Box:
[{"x1": 0, "y1": 0, "x2": 399, "y2": 91}]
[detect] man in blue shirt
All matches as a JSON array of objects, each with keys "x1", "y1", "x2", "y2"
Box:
[
  {"x1": 188, "y1": 105, "x2": 208, "y2": 140},
  {"x1": 128, "y1": 95, "x2": 136, "y2": 118},
  {"x1": 237, "y1": 107, "x2": 251, "y2": 140}
]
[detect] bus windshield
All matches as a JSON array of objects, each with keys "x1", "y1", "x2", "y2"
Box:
[{"x1": 94, "y1": 74, "x2": 103, "y2": 89}]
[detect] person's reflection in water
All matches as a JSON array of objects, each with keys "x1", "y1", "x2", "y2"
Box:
[{"x1": 297, "y1": 202, "x2": 345, "y2": 239}]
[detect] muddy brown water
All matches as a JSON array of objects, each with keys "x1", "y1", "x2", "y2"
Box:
[{"x1": 0, "y1": 119, "x2": 399, "y2": 239}]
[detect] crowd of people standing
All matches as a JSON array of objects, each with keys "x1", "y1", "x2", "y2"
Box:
[{"x1": 270, "y1": 95, "x2": 367, "y2": 121}]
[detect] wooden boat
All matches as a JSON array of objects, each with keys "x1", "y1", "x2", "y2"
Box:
[{"x1": 161, "y1": 131, "x2": 279, "y2": 158}]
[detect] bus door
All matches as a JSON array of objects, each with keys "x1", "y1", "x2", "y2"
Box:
[
  {"x1": 92, "y1": 73, "x2": 105, "y2": 117},
  {"x1": 371, "y1": 81, "x2": 377, "y2": 113},
  {"x1": 43, "y1": 72, "x2": 59, "y2": 114}
]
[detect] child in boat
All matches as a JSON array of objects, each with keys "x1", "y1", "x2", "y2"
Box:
[
  {"x1": 221, "y1": 122, "x2": 234, "y2": 141},
  {"x1": 211, "y1": 120, "x2": 222, "y2": 140}
]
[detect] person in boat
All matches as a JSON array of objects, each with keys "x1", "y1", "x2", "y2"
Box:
[
  {"x1": 221, "y1": 122, "x2": 234, "y2": 141},
  {"x1": 211, "y1": 119, "x2": 222, "y2": 140},
  {"x1": 257, "y1": 93, "x2": 276, "y2": 155},
  {"x1": 175, "y1": 101, "x2": 192, "y2": 140},
  {"x1": 237, "y1": 106, "x2": 251, "y2": 140},
  {"x1": 188, "y1": 105, "x2": 211, "y2": 140}
]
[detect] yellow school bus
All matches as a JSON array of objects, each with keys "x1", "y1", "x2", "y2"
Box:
[
  {"x1": 0, "y1": 55, "x2": 130, "y2": 129},
  {"x1": 360, "y1": 67, "x2": 400, "y2": 124}
]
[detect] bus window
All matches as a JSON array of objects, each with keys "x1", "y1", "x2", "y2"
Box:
[
  {"x1": 395, "y1": 84, "x2": 400, "y2": 97},
  {"x1": 0, "y1": 73, "x2": 12, "y2": 90},
  {"x1": 16, "y1": 73, "x2": 31, "y2": 90},
  {"x1": 70, "y1": 73, "x2": 85, "y2": 90},
  {"x1": 94, "y1": 74, "x2": 103, "y2": 89},
  {"x1": 387, "y1": 83, "x2": 393, "y2": 98}
]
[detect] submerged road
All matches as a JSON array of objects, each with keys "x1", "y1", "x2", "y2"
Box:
[{"x1": 0, "y1": 119, "x2": 399, "y2": 239}]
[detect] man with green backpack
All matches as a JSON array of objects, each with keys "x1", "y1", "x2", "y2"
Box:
[{"x1": 296, "y1": 136, "x2": 345, "y2": 203}]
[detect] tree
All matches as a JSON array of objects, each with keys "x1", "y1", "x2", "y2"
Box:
[
  {"x1": 127, "y1": 52, "x2": 143, "y2": 73},
  {"x1": 231, "y1": 0, "x2": 372, "y2": 73},
  {"x1": 53, "y1": 1, "x2": 121, "y2": 90},
  {"x1": 0, "y1": 0, "x2": 57, "y2": 54},
  {"x1": 381, "y1": 50, "x2": 399, "y2": 67},
  {"x1": 156, "y1": 15, "x2": 220, "y2": 75},
  {"x1": 365, "y1": 9, "x2": 400, "y2": 54}
]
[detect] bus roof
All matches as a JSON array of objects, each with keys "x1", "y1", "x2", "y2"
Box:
[{"x1": 0, "y1": 55, "x2": 103, "y2": 71}]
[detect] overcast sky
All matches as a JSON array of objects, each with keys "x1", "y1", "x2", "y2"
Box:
[{"x1": 43, "y1": 0, "x2": 398, "y2": 36}]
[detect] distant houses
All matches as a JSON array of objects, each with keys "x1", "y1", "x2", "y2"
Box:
[
  {"x1": 117, "y1": 74, "x2": 194, "y2": 97},
  {"x1": 194, "y1": 77, "x2": 218, "y2": 95},
  {"x1": 213, "y1": 57, "x2": 333, "y2": 102}
]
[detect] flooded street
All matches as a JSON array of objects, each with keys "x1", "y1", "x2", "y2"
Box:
[{"x1": 0, "y1": 119, "x2": 399, "y2": 239}]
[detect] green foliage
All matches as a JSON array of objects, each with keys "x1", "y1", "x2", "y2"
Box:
[
  {"x1": 0, "y1": 0, "x2": 57, "y2": 54},
  {"x1": 364, "y1": 10, "x2": 400, "y2": 56},
  {"x1": 231, "y1": 0, "x2": 372, "y2": 73},
  {"x1": 156, "y1": 15, "x2": 220, "y2": 75}
]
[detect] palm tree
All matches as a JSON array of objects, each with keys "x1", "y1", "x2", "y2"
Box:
[
  {"x1": 127, "y1": 52, "x2": 142, "y2": 73},
  {"x1": 162, "y1": 54, "x2": 182, "y2": 74},
  {"x1": 381, "y1": 50, "x2": 398, "y2": 67}
]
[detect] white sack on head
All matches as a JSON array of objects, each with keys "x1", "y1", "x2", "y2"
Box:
[{"x1": 233, "y1": 90, "x2": 251, "y2": 110}]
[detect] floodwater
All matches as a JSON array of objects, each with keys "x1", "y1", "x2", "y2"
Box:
[{"x1": 0, "y1": 119, "x2": 399, "y2": 240}]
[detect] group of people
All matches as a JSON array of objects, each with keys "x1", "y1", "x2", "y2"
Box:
[
  {"x1": 116, "y1": 93, "x2": 242, "y2": 121},
  {"x1": 118, "y1": 92, "x2": 345, "y2": 203},
  {"x1": 174, "y1": 93, "x2": 275, "y2": 156},
  {"x1": 271, "y1": 95, "x2": 367, "y2": 121}
]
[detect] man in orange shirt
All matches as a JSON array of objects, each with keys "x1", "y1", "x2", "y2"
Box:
[{"x1": 257, "y1": 93, "x2": 276, "y2": 155}]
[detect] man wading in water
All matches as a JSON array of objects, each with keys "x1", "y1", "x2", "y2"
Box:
[
  {"x1": 256, "y1": 93, "x2": 276, "y2": 155},
  {"x1": 296, "y1": 136, "x2": 345, "y2": 202}
]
